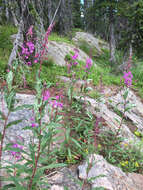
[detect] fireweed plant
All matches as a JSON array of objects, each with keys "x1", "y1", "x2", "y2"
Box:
[
  {"x1": 66, "y1": 50, "x2": 93, "y2": 102},
  {"x1": 80, "y1": 58, "x2": 92, "y2": 93},
  {"x1": 66, "y1": 48, "x2": 79, "y2": 104},
  {"x1": 0, "y1": 24, "x2": 142, "y2": 189},
  {"x1": 0, "y1": 26, "x2": 66, "y2": 190},
  {"x1": 55, "y1": 52, "x2": 96, "y2": 164},
  {"x1": 18, "y1": 26, "x2": 39, "y2": 88},
  {"x1": 115, "y1": 70, "x2": 134, "y2": 136}
]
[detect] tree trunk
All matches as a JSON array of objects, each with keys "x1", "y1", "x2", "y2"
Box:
[
  {"x1": 109, "y1": 7, "x2": 116, "y2": 64},
  {"x1": 58, "y1": 0, "x2": 72, "y2": 35},
  {"x1": 47, "y1": 0, "x2": 53, "y2": 25}
]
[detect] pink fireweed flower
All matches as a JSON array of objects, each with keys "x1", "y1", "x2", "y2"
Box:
[
  {"x1": 123, "y1": 71, "x2": 133, "y2": 87},
  {"x1": 30, "y1": 117, "x2": 35, "y2": 121},
  {"x1": 73, "y1": 62, "x2": 78, "y2": 65},
  {"x1": 30, "y1": 117, "x2": 38, "y2": 128},
  {"x1": 50, "y1": 94, "x2": 63, "y2": 109},
  {"x1": 43, "y1": 90, "x2": 50, "y2": 101},
  {"x1": 34, "y1": 59, "x2": 38, "y2": 63},
  {"x1": 31, "y1": 123, "x2": 38, "y2": 128},
  {"x1": 26, "y1": 41, "x2": 35, "y2": 53},
  {"x1": 27, "y1": 61, "x2": 32, "y2": 66},
  {"x1": 22, "y1": 46, "x2": 29, "y2": 55},
  {"x1": 72, "y1": 52, "x2": 78, "y2": 60},
  {"x1": 51, "y1": 100, "x2": 63, "y2": 109},
  {"x1": 27, "y1": 26, "x2": 33, "y2": 37},
  {"x1": 85, "y1": 58, "x2": 92, "y2": 72},
  {"x1": 35, "y1": 53, "x2": 39, "y2": 58},
  {"x1": 10, "y1": 143, "x2": 23, "y2": 160}
]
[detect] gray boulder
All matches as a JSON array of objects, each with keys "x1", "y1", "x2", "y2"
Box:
[{"x1": 78, "y1": 154, "x2": 143, "y2": 190}]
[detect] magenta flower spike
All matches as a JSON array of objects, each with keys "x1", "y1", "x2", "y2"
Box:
[
  {"x1": 72, "y1": 53, "x2": 78, "y2": 60},
  {"x1": 123, "y1": 71, "x2": 133, "y2": 87},
  {"x1": 43, "y1": 90, "x2": 50, "y2": 101},
  {"x1": 85, "y1": 58, "x2": 92, "y2": 72},
  {"x1": 26, "y1": 26, "x2": 33, "y2": 37},
  {"x1": 10, "y1": 143, "x2": 23, "y2": 160}
]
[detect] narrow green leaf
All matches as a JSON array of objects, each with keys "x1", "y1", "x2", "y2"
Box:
[
  {"x1": 68, "y1": 148, "x2": 72, "y2": 159},
  {"x1": 39, "y1": 163, "x2": 67, "y2": 172},
  {"x1": 3, "y1": 184, "x2": 16, "y2": 190},
  {"x1": 71, "y1": 138, "x2": 81, "y2": 148},
  {"x1": 6, "y1": 119, "x2": 22, "y2": 129},
  {"x1": 12, "y1": 104, "x2": 33, "y2": 112},
  {"x1": 123, "y1": 90, "x2": 128, "y2": 100}
]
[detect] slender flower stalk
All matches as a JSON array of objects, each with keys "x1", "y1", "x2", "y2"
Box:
[
  {"x1": 38, "y1": 23, "x2": 54, "y2": 78},
  {"x1": 116, "y1": 70, "x2": 133, "y2": 136}
]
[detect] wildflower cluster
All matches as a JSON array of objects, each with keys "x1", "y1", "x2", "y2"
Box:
[
  {"x1": 67, "y1": 49, "x2": 79, "y2": 73},
  {"x1": 51, "y1": 95, "x2": 63, "y2": 109},
  {"x1": 30, "y1": 117, "x2": 38, "y2": 128},
  {"x1": 43, "y1": 89, "x2": 50, "y2": 101},
  {"x1": 21, "y1": 26, "x2": 39, "y2": 66},
  {"x1": 123, "y1": 71, "x2": 133, "y2": 87},
  {"x1": 43, "y1": 89, "x2": 63, "y2": 109},
  {"x1": 9, "y1": 143, "x2": 23, "y2": 160},
  {"x1": 85, "y1": 58, "x2": 92, "y2": 72}
]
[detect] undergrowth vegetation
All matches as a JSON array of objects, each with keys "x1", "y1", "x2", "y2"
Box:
[
  {"x1": 98, "y1": 130, "x2": 143, "y2": 173},
  {"x1": 1, "y1": 25, "x2": 143, "y2": 98},
  {"x1": 0, "y1": 25, "x2": 17, "y2": 78},
  {"x1": 0, "y1": 25, "x2": 143, "y2": 189}
]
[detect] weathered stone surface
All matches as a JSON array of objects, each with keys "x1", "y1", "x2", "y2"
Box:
[
  {"x1": 75, "y1": 95, "x2": 139, "y2": 146},
  {"x1": 0, "y1": 93, "x2": 34, "y2": 146},
  {"x1": 128, "y1": 173, "x2": 143, "y2": 190},
  {"x1": 0, "y1": 93, "x2": 50, "y2": 163},
  {"x1": 72, "y1": 32, "x2": 109, "y2": 54},
  {"x1": 50, "y1": 185, "x2": 64, "y2": 190},
  {"x1": 47, "y1": 41, "x2": 95, "y2": 66},
  {"x1": 109, "y1": 89, "x2": 143, "y2": 133},
  {"x1": 78, "y1": 154, "x2": 143, "y2": 190},
  {"x1": 45, "y1": 167, "x2": 81, "y2": 190}
]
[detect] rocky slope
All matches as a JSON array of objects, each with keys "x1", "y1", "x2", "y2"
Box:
[{"x1": 2, "y1": 31, "x2": 143, "y2": 189}]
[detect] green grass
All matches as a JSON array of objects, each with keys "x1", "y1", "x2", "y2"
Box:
[
  {"x1": 98, "y1": 130, "x2": 143, "y2": 174},
  {"x1": 0, "y1": 26, "x2": 143, "y2": 99},
  {"x1": 49, "y1": 33, "x2": 73, "y2": 44},
  {"x1": 131, "y1": 60, "x2": 143, "y2": 98},
  {"x1": 78, "y1": 39, "x2": 101, "y2": 57},
  {"x1": 0, "y1": 25, "x2": 17, "y2": 78},
  {"x1": 25, "y1": 59, "x2": 67, "y2": 88}
]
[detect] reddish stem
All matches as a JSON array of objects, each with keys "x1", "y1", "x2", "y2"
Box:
[
  {"x1": 0, "y1": 111, "x2": 10, "y2": 188},
  {"x1": 27, "y1": 128, "x2": 41, "y2": 190},
  {"x1": 115, "y1": 97, "x2": 127, "y2": 137}
]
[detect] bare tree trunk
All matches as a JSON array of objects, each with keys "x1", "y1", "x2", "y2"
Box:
[
  {"x1": 48, "y1": 0, "x2": 53, "y2": 25},
  {"x1": 68, "y1": 0, "x2": 73, "y2": 28},
  {"x1": 109, "y1": 7, "x2": 116, "y2": 64},
  {"x1": 8, "y1": 0, "x2": 30, "y2": 66},
  {"x1": 8, "y1": 19, "x2": 23, "y2": 66},
  {"x1": 5, "y1": 0, "x2": 10, "y2": 22},
  {"x1": 109, "y1": 22, "x2": 116, "y2": 64},
  {"x1": 11, "y1": 10, "x2": 18, "y2": 26}
]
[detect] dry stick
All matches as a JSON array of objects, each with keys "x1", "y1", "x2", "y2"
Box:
[{"x1": 38, "y1": 0, "x2": 62, "y2": 78}]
